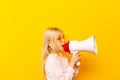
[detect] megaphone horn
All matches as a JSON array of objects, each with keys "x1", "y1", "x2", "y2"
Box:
[{"x1": 69, "y1": 35, "x2": 97, "y2": 54}]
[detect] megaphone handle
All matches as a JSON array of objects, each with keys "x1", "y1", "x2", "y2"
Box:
[
  {"x1": 76, "y1": 61, "x2": 80, "y2": 66},
  {"x1": 72, "y1": 51, "x2": 81, "y2": 66}
]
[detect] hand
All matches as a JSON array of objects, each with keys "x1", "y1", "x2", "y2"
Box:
[{"x1": 69, "y1": 53, "x2": 81, "y2": 68}]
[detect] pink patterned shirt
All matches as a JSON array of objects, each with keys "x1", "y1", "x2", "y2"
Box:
[{"x1": 45, "y1": 53, "x2": 79, "y2": 80}]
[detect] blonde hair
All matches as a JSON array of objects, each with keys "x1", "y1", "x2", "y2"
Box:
[{"x1": 41, "y1": 27, "x2": 64, "y2": 80}]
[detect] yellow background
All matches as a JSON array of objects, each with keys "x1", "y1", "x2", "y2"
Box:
[{"x1": 0, "y1": 0, "x2": 120, "y2": 80}]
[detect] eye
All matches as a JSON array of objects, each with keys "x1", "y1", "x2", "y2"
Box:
[
  {"x1": 62, "y1": 39, "x2": 65, "y2": 43},
  {"x1": 57, "y1": 39, "x2": 62, "y2": 43},
  {"x1": 57, "y1": 36, "x2": 65, "y2": 43}
]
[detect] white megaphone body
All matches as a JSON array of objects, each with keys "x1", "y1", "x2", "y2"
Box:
[{"x1": 62, "y1": 35, "x2": 97, "y2": 66}]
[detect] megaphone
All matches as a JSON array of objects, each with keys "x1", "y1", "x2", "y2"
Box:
[{"x1": 62, "y1": 35, "x2": 97, "y2": 66}]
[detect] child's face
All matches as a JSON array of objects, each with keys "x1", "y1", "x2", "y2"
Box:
[{"x1": 57, "y1": 36, "x2": 65, "y2": 52}]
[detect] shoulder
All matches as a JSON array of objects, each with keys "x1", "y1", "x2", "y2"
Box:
[
  {"x1": 45, "y1": 53, "x2": 68, "y2": 65},
  {"x1": 45, "y1": 53, "x2": 61, "y2": 70},
  {"x1": 47, "y1": 53, "x2": 58, "y2": 59},
  {"x1": 45, "y1": 53, "x2": 59, "y2": 63}
]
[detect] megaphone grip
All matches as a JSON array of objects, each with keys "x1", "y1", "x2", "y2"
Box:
[{"x1": 76, "y1": 61, "x2": 80, "y2": 66}]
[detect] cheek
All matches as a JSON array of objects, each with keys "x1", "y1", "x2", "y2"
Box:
[{"x1": 57, "y1": 42, "x2": 63, "y2": 50}]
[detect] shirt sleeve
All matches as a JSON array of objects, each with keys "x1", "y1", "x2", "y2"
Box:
[{"x1": 45, "y1": 54, "x2": 76, "y2": 80}]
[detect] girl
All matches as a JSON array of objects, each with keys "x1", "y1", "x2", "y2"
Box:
[{"x1": 41, "y1": 27, "x2": 81, "y2": 80}]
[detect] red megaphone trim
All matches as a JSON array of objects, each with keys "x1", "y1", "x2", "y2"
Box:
[{"x1": 62, "y1": 41, "x2": 70, "y2": 53}]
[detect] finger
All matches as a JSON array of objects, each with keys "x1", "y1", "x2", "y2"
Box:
[
  {"x1": 79, "y1": 56, "x2": 81, "y2": 61},
  {"x1": 77, "y1": 54, "x2": 80, "y2": 57},
  {"x1": 76, "y1": 53, "x2": 79, "y2": 56}
]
